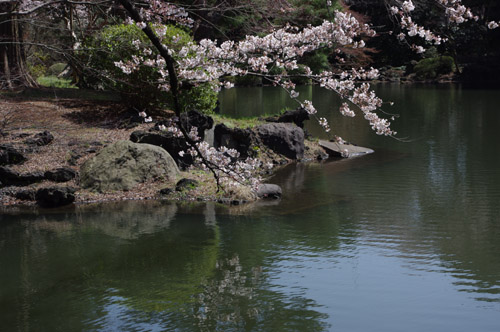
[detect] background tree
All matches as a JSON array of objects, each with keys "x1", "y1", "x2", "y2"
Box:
[{"x1": 0, "y1": 0, "x2": 36, "y2": 89}]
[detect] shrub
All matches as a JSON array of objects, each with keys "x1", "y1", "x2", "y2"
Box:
[
  {"x1": 414, "y1": 56, "x2": 455, "y2": 79},
  {"x1": 28, "y1": 64, "x2": 47, "y2": 79},
  {"x1": 84, "y1": 24, "x2": 217, "y2": 114}
]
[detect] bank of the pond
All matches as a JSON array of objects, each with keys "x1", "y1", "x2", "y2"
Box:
[{"x1": 0, "y1": 95, "x2": 337, "y2": 208}]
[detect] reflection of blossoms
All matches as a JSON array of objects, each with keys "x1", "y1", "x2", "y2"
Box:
[{"x1": 194, "y1": 255, "x2": 261, "y2": 327}]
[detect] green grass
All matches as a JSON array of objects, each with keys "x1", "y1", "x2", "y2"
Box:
[
  {"x1": 36, "y1": 76, "x2": 77, "y2": 89},
  {"x1": 212, "y1": 114, "x2": 266, "y2": 129}
]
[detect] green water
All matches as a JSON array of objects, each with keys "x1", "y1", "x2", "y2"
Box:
[{"x1": 1, "y1": 84, "x2": 500, "y2": 331}]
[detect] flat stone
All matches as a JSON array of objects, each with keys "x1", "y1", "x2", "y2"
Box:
[{"x1": 319, "y1": 140, "x2": 374, "y2": 158}]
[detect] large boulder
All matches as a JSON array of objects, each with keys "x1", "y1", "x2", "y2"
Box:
[
  {"x1": 214, "y1": 124, "x2": 256, "y2": 159},
  {"x1": 130, "y1": 130, "x2": 193, "y2": 169},
  {"x1": 80, "y1": 140, "x2": 179, "y2": 192},
  {"x1": 255, "y1": 123, "x2": 305, "y2": 159}
]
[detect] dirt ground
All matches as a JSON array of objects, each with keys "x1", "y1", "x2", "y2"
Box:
[{"x1": 0, "y1": 92, "x2": 177, "y2": 206}]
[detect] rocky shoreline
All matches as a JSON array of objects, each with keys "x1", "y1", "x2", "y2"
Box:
[{"x1": 0, "y1": 95, "x2": 375, "y2": 209}]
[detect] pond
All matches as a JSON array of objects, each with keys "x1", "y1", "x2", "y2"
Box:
[{"x1": 1, "y1": 84, "x2": 500, "y2": 331}]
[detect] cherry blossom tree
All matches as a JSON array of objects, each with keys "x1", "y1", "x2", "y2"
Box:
[
  {"x1": 3, "y1": 0, "x2": 498, "y2": 193},
  {"x1": 110, "y1": 0, "x2": 499, "y2": 192}
]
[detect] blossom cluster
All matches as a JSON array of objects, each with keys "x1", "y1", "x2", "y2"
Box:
[
  {"x1": 115, "y1": 8, "x2": 392, "y2": 145},
  {"x1": 181, "y1": 128, "x2": 265, "y2": 191},
  {"x1": 389, "y1": 0, "x2": 499, "y2": 54}
]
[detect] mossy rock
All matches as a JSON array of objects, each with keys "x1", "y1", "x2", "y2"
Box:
[
  {"x1": 46, "y1": 63, "x2": 68, "y2": 76},
  {"x1": 80, "y1": 140, "x2": 179, "y2": 192}
]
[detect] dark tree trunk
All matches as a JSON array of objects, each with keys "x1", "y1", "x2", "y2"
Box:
[{"x1": 0, "y1": 0, "x2": 36, "y2": 89}]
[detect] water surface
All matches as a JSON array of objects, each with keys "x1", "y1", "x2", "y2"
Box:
[{"x1": 1, "y1": 84, "x2": 499, "y2": 331}]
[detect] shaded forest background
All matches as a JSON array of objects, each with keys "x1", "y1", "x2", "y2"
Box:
[{"x1": 1, "y1": 0, "x2": 499, "y2": 92}]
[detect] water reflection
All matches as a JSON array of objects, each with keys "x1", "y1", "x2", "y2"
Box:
[{"x1": 1, "y1": 84, "x2": 500, "y2": 331}]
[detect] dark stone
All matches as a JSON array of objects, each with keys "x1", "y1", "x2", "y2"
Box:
[
  {"x1": 175, "y1": 178, "x2": 199, "y2": 192},
  {"x1": 0, "y1": 145, "x2": 27, "y2": 165},
  {"x1": 180, "y1": 110, "x2": 214, "y2": 140},
  {"x1": 130, "y1": 130, "x2": 193, "y2": 169},
  {"x1": 159, "y1": 187, "x2": 174, "y2": 195},
  {"x1": 256, "y1": 183, "x2": 282, "y2": 199},
  {"x1": 14, "y1": 189, "x2": 36, "y2": 201},
  {"x1": 255, "y1": 123, "x2": 305, "y2": 159},
  {"x1": 214, "y1": 124, "x2": 256, "y2": 159},
  {"x1": 44, "y1": 167, "x2": 77, "y2": 182},
  {"x1": 14, "y1": 133, "x2": 31, "y2": 139},
  {"x1": 217, "y1": 198, "x2": 231, "y2": 205},
  {"x1": 35, "y1": 187, "x2": 76, "y2": 208},
  {"x1": 117, "y1": 109, "x2": 144, "y2": 129},
  {"x1": 0, "y1": 166, "x2": 45, "y2": 187},
  {"x1": 24, "y1": 131, "x2": 54, "y2": 146},
  {"x1": 265, "y1": 107, "x2": 310, "y2": 128},
  {"x1": 67, "y1": 151, "x2": 82, "y2": 166}
]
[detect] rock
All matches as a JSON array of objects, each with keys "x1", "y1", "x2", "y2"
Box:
[
  {"x1": 255, "y1": 123, "x2": 305, "y2": 159},
  {"x1": 318, "y1": 140, "x2": 374, "y2": 158},
  {"x1": 0, "y1": 145, "x2": 26, "y2": 165},
  {"x1": 13, "y1": 133, "x2": 31, "y2": 139},
  {"x1": 130, "y1": 130, "x2": 193, "y2": 169},
  {"x1": 13, "y1": 189, "x2": 36, "y2": 201},
  {"x1": 214, "y1": 124, "x2": 256, "y2": 159},
  {"x1": 159, "y1": 187, "x2": 174, "y2": 195},
  {"x1": 256, "y1": 183, "x2": 282, "y2": 199},
  {"x1": 265, "y1": 107, "x2": 310, "y2": 128},
  {"x1": 80, "y1": 140, "x2": 179, "y2": 192},
  {"x1": 67, "y1": 151, "x2": 82, "y2": 166},
  {"x1": 175, "y1": 178, "x2": 199, "y2": 192},
  {"x1": 180, "y1": 110, "x2": 214, "y2": 140},
  {"x1": 0, "y1": 166, "x2": 45, "y2": 187},
  {"x1": 24, "y1": 131, "x2": 54, "y2": 146},
  {"x1": 44, "y1": 167, "x2": 77, "y2": 182},
  {"x1": 35, "y1": 187, "x2": 75, "y2": 207}
]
